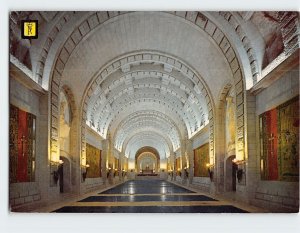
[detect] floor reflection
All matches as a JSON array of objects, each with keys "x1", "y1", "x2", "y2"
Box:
[{"x1": 100, "y1": 180, "x2": 194, "y2": 194}]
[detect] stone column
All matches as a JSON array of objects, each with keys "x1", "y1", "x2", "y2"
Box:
[
  {"x1": 180, "y1": 139, "x2": 186, "y2": 184},
  {"x1": 186, "y1": 139, "x2": 194, "y2": 185},
  {"x1": 245, "y1": 91, "x2": 258, "y2": 202},
  {"x1": 101, "y1": 138, "x2": 109, "y2": 186}
]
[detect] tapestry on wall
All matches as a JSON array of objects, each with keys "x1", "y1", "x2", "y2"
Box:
[
  {"x1": 194, "y1": 143, "x2": 209, "y2": 177},
  {"x1": 114, "y1": 158, "x2": 119, "y2": 176},
  {"x1": 167, "y1": 158, "x2": 171, "y2": 171},
  {"x1": 260, "y1": 108, "x2": 279, "y2": 180},
  {"x1": 278, "y1": 97, "x2": 299, "y2": 181},
  {"x1": 86, "y1": 143, "x2": 101, "y2": 178},
  {"x1": 259, "y1": 96, "x2": 299, "y2": 182},
  {"x1": 9, "y1": 104, "x2": 36, "y2": 183}
]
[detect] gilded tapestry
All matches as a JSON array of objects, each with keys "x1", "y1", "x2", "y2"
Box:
[
  {"x1": 86, "y1": 143, "x2": 101, "y2": 178},
  {"x1": 194, "y1": 143, "x2": 209, "y2": 177},
  {"x1": 9, "y1": 104, "x2": 36, "y2": 183},
  {"x1": 167, "y1": 158, "x2": 171, "y2": 171},
  {"x1": 114, "y1": 158, "x2": 119, "y2": 175},
  {"x1": 260, "y1": 96, "x2": 299, "y2": 181},
  {"x1": 278, "y1": 97, "x2": 299, "y2": 181}
]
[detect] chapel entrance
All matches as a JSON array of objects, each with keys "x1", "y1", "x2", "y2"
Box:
[
  {"x1": 225, "y1": 155, "x2": 237, "y2": 192},
  {"x1": 135, "y1": 147, "x2": 160, "y2": 176}
]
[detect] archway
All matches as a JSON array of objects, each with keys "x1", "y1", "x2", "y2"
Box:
[
  {"x1": 135, "y1": 147, "x2": 160, "y2": 175},
  {"x1": 136, "y1": 153, "x2": 158, "y2": 174}
]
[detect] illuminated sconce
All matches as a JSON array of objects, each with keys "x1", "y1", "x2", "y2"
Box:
[
  {"x1": 107, "y1": 167, "x2": 112, "y2": 178},
  {"x1": 177, "y1": 168, "x2": 182, "y2": 177},
  {"x1": 82, "y1": 164, "x2": 90, "y2": 182},
  {"x1": 206, "y1": 163, "x2": 214, "y2": 181},
  {"x1": 184, "y1": 166, "x2": 189, "y2": 178},
  {"x1": 114, "y1": 168, "x2": 118, "y2": 177},
  {"x1": 232, "y1": 158, "x2": 245, "y2": 165},
  {"x1": 52, "y1": 160, "x2": 64, "y2": 185},
  {"x1": 122, "y1": 169, "x2": 126, "y2": 177}
]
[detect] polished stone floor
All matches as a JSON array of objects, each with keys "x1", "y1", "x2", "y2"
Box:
[{"x1": 54, "y1": 180, "x2": 248, "y2": 213}]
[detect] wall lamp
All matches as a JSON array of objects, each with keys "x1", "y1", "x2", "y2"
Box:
[
  {"x1": 114, "y1": 168, "x2": 118, "y2": 177},
  {"x1": 206, "y1": 163, "x2": 214, "y2": 181},
  {"x1": 81, "y1": 164, "x2": 90, "y2": 182},
  {"x1": 107, "y1": 167, "x2": 112, "y2": 178},
  {"x1": 232, "y1": 158, "x2": 245, "y2": 165},
  {"x1": 184, "y1": 166, "x2": 189, "y2": 178},
  {"x1": 52, "y1": 160, "x2": 64, "y2": 185}
]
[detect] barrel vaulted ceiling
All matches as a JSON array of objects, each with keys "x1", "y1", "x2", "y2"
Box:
[{"x1": 10, "y1": 11, "x2": 292, "y2": 159}]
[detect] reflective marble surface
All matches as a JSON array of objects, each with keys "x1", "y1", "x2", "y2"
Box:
[
  {"x1": 53, "y1": 180, "x2": 248, "y2": 213},
  {"x1": 79, "y1": 195, "x2": 217, "y2": 202},
  {"x1": 100, "y1": 180, "x2": 194, "y2": 194}
]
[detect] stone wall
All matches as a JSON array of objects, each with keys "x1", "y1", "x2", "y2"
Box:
[
  {"x1": 251, "y1": 68, "x2": 299, "y2": 212},
  {"x1": 84, "y1": 177, "x2": 105, "y2": 194},
  {"x1": 9, "y1": 77, "x2": 46, "y2": 210},
  {"x1": 191, "y1": 177, "x2": 211, "y2": 193}
]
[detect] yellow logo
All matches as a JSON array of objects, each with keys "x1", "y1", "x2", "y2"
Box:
[{"x1": 21, "y1": 20, "x2": 38, "y2": 39}]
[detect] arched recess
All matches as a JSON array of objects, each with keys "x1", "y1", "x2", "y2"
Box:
[
  {"x1": 135, "y1": 147, "x2": 160, "y2": 172},
  {"x1": 56, "y1": 85, "x2": 79, "y2": 189},
  {"x1": 215, "y1": 83, "x2": 236, "y2": 192},
  {"x1": 46, "y1": 12, "x2": 250, "y2": 184},
  {"x1": 125, "y1": 131, "x2": 171, "y2": 159}
]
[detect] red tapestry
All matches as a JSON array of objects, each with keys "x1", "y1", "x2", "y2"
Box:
[
  {"x1": 9, "y1": 105, "x2": 36, "y2": 183},
  {"x1": 266, "y1": 109, "x2": 279, "y2": 180},
  {"x1": 17, "y1": 109, "x2": 28, "y2": 182}
]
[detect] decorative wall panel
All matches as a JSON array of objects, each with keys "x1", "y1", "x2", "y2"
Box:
[
  {"x1": 9, "y1": 104, "x2": 36, "y2": 183},
  {"x1": 86, "y1": 143, "x2": 101, "y2": 178},
  {"x1": 194, "y1": 143, "x2": 209, "y2": 177},
  {"x1": 259, "y1": 96, "x2": 299, "y2": 181}
]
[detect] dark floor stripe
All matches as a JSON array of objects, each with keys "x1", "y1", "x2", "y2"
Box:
[
  {"x1": 53, "y1": 205, "x2": 248, "y2": 213},
  {"x1": 79, "y1": 195, "x2": 217, "y2": 202}
]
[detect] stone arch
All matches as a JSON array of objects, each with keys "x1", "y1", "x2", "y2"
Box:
[
  {"x1": 80, "y1": 51, "x2": 215, "y2": 167},
  {"x1": 135, "y1": 147, "x2": 160, "y2": 173},
  {"x1": 46, "y1": 12, "x2": 249, "y2": 185},
  {"x1": 56, "y1": 85, "x2": 79, "y2": 190},
  {"x1": 135, "y1": 147, "x2": 160, "y2": 161},
  {"x1": 214, "y1": 83, "x2": 234, "y2": 192}
]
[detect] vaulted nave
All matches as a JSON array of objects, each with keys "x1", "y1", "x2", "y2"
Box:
[{"x1": 9, "y1": 11, "x2": 299, "y2": 213}]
